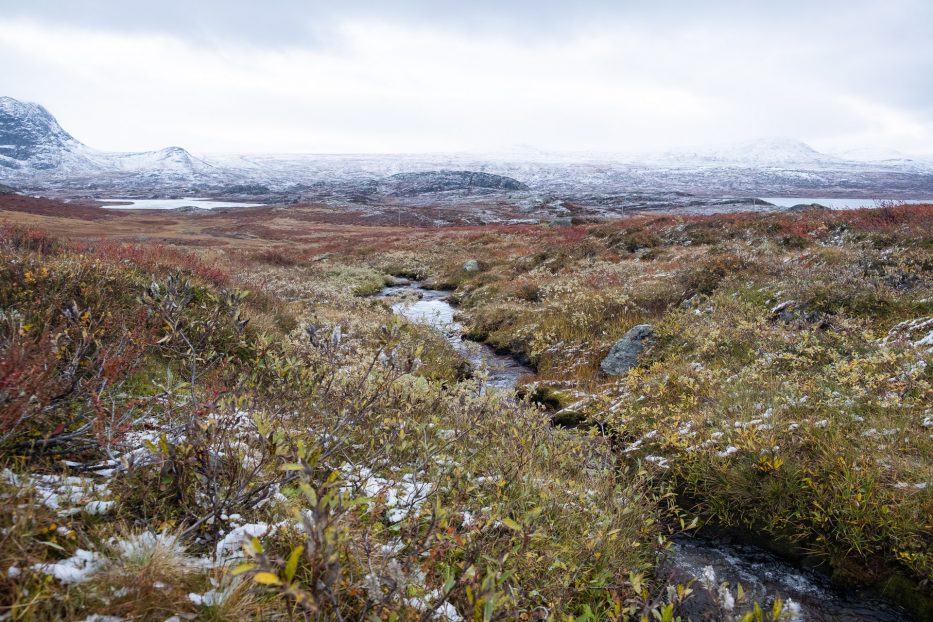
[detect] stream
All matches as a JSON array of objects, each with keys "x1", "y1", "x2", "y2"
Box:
[
  {"x1": 378, "y1": 283, "x2": 533, "y2": 390},
  {"x1": 378, "y1": 283, "x2": 912, "y2": 622}
]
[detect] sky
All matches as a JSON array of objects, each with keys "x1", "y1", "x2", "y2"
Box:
[{"x1": 1, "y1": 0, "x2": 932, "y2": 156}]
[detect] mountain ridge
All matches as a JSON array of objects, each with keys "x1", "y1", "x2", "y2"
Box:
[
  {"x1": 1, "y1": 96, "x2": 932, "y2": 199},
  {"x1": 0, "y1": 96, "x2": 210, "y2": 183}
]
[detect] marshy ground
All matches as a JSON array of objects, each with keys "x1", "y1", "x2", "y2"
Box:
[{"x1": 0, "y1": 196, "x2": 931, "y2": 621}]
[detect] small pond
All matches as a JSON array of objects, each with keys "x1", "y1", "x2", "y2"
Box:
[{"x1": 98, "y1": 197, "x2": 265, "y2": 210}]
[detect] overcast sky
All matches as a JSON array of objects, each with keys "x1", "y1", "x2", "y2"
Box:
[{"x1": 1, "y1": 0, "x2": 932, "y2": 156}]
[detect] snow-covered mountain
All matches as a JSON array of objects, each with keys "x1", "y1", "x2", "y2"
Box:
[
  {"x1": 0, "y1": 96, "x2": 101, "y2": 175},
  {"x1": 0, "y1": 96, "x2": 213, "y2": 185},
  {"x1": 1, "y1": 96, "x2": 931, "y2": 201},
  {"x1": 652, "y1": 138, "x2": 849, "y2": 169},
  {"x1": 828, "y1": 146, "x2": 933, "y2": 172}
]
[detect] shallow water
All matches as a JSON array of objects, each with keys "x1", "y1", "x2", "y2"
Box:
[
  {"x1": 378, "y1": 284, "x2": 531, "y2": 390},
  {"x1": 668, "y1": 536, "x2": 908, "y2": 621},
  {"x1": 98, "y1": 197, "x2": 264, "y2": 210},
  {"x1": 761, "y1": 197, "x2": 932, "y2": 209},
  {"x1": 379, "y1": 283, "x2": 913, "y2": 621}
]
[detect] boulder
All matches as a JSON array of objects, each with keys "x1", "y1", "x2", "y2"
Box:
[
  {"x1": 600, "y1": 324, "x2": 653, "y2": 375},
  {"x1": 462, "y1": 259, "x2": 481, "y2": 273}
]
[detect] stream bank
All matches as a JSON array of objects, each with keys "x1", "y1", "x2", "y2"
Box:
[{"x1": 377, "y1": 282, "x2": 916, "y2": 621}]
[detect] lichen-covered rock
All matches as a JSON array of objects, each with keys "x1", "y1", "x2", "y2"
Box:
[
  {"x1": 462, "y1": 259, "x2": 481, "y2": 273},
  {"x1": 599, "y1": 324, "x2": 653, "y2": 375}
]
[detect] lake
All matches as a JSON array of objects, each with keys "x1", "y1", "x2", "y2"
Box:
[
  {"x1": 98, "y1": 197, "x2": 265, "y2": 210},
  {"x1": 761, "y1": 197, "x2": 933, "y2": 209}
]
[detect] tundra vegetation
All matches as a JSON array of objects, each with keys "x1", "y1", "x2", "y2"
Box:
[{"x1": 0, "y1": 203, "x2": 931, "y2": 621}]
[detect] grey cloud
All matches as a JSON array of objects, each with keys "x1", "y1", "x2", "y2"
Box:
[
  {"x1": 0, "y1": 0, "x2": 906, "y2": 46},
  {"x1": 2, "y1": 0, "x2": 932, "y2": 154}
]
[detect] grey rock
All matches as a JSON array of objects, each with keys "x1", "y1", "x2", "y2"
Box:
[
  {"x1": 600, "y1": 324, "x2": 653, "y2": 375},
  {"x1": 462, "y1": 259, "x2": 481, "y2": 273},
  {"x1": 787, "y1": 203, "x2": 830, "y2": 212},
  {"x1": 771, "y1": 300, "x2": 821, "y2": 324},
  {"x1": 305, "y1": 324, "x2": 318, "y2": 345},
  {"x1": 548, "y1": 217, "x2": 573, "y2": 227},
  {"x1": 223, "y1": 183, "x2": 271, "y2": 195},
  {"x1": 385, "y1": 170, "x2": 529, "y2": 196}
]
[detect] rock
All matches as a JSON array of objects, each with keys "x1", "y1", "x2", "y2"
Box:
[
  {"x1": 787, "y1": 203, "x2": 830, "y2": 212},
  {"x1": 385, "y1": 170, "x2": 529, "y2": 195},
  {"x1": 661, "y1": 565, "x2": 722, "y2": 621},
  {"x1": 548, "y1": 217, "x2": 573, "y2": 227},
  {"x1": 387, "y1": 276, "x2": 411, "y2": 286},
  {"x1": 600, "y1": 324, "x2": 653, "y2": 376},
  {"x1": 770, "y1": 300, "x2": 822, "y2": 324},
  {"x1": 770, "y1": 300, "x2": 799, "y2": 322},
  {"x1": 462, "y1": 259, "x2": 481, "y2": 273},
  {"x1": 223, "y1": 183, "x2": 270, "y2": 195}
]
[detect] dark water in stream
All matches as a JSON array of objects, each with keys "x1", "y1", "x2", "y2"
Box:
[{"x1": 378, "y1": 283, "x2": 912, "y2": 621}]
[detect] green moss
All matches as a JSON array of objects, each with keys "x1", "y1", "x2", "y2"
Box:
[{"x1": 879, "y1": 572, "x2": 933, "y2": 621}]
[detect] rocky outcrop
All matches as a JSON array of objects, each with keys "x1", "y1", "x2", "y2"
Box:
[
  {"x1": 385, "y1": 170, "x2": 529, "y2": 196},
  {"x1": 599, "y1": 324, "x2": 653, "y2": 376}
]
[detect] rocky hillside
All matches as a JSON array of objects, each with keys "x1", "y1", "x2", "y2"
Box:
[
  {"x1": 384, "y1": 170, "x2": 530, "y2": 195},
  {"x1": 0, "y1": 96, "x2": 212, "y2": 186}
]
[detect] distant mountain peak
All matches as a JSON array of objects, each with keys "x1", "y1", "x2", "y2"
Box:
[
  {"x1": 0, "y1": 96, "x2": 85, "y2": 169},
  {"x1": 0, "y1": 96, "x2": 209, "y2": 183},
  {"x1": 653, "y1": 137, "x2": 843, "y2": 168}
]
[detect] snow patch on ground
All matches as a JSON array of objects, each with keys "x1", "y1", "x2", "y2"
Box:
[
  {"x1": 32, "y1": 549, "x2": 105, "y2": 584},
  {"x1": 3, "y1": 469, "x2": 113, "y2": 517}
]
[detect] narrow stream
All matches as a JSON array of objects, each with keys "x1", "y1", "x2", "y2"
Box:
[
  {"x1": 378, "y1": 283, "x2": 912, "y2": 622},
  {"x1": 378, "y1": 283, "x2": 533, "y2": 390},
  {"x1": 667, "y1": 537, "x2": 907, "y2": 621}
]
